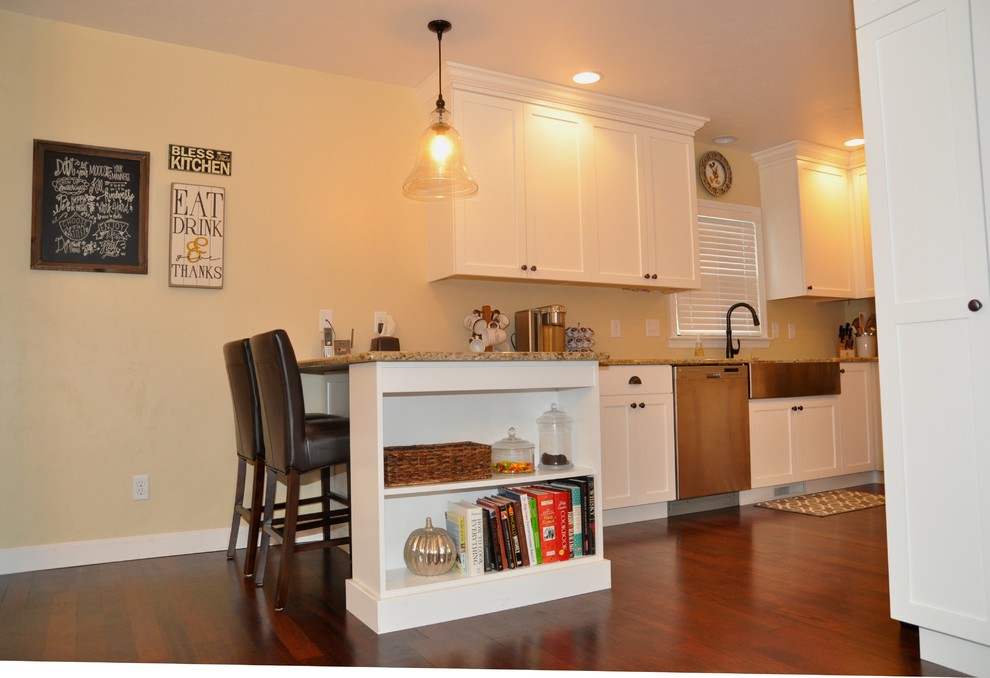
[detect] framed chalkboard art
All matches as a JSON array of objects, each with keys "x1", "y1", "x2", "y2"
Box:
[{"x1": 31, "y1": 140, "x2": 150, "y2": 274}]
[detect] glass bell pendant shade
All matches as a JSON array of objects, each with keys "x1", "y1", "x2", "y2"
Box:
[{"x1": 402, "y1": 104, "x2": 478, "y2": 201}]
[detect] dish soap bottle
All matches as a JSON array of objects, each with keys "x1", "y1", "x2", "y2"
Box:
[{"x1": 694, "y1": 336, "x2": 705, "y2": 357}]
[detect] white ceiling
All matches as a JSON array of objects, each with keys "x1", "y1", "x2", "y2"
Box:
[{"x1": 0, "y1": 0, "x2": 863, "y2": 154}]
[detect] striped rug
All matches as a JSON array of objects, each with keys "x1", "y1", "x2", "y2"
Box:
[{"x1": 754, "y1": 489, "x2": 885, "y2": 517}]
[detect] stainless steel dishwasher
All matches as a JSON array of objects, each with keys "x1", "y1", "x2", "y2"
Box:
[{"x1": 674, "y1": 364, "x2": 751, "y2": 499}]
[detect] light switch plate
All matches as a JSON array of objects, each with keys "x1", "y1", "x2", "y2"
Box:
[
  {"x1": 611, "y1": 320, "x2": 621, "y2": 337},
  {"x1": 645, "y1": 319, "x2": 661, "y2": 337}
]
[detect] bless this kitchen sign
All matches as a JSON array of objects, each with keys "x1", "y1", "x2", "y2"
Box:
[
  {"x1": 168, "y1": 144, "x2": 231, "y2": 176},
  {"x1": 169, "y1": 182, "x2": 224, "y2": 289}
]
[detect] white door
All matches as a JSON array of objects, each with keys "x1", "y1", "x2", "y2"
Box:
[{"x1": 857, "y1": 0, "x2": 990, "y2": 649}]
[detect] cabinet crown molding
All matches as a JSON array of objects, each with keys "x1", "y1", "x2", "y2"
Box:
[
  {"x1": 414, "y1": 62, "x2": 709, "y2": 136},
  {"x1": 752, "y1": 140, "x2": 864, "y2": 171}
]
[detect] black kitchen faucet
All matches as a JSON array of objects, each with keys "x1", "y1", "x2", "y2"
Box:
[{"x1": 725, "y1": 302, "x2": 761, "y2": 358}]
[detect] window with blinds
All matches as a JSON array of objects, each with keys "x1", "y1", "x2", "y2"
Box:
[{"x1": 674, "y1": 209, "x2": 765, "y2": 337}]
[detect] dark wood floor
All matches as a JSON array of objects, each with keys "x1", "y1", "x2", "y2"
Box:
[{"x1": 0, "y1": 484, "x2": 964, "y2": 675}]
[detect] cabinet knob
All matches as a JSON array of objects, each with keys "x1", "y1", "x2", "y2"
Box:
[
  {"x1": 530, "y1": 265, "x2": 537, "y2": 272},
  {"x1": 643, "y1": 273, "x2": 650, "y2": 279},
  {"x1": 807, "y1": 285, "x2": 813, "y2": 290},
  {"x1": 521, "y1": 265, "x2": 528, "y2": 271},
  {"x1": 639, "y1": 402, "x2": 645, "y2": 408},
  {"x1": 628, "y1": 376, "x2": 642, "y2": 385},
  {"x1": 791, "y1": 405, "x2": 804, "y2": 412},
  {"x1": 969, "y1": 299, "x2": 983, "y2": 312},
  {"x1": 651, "y1": 274, "x2": 657, "y2": 279}
]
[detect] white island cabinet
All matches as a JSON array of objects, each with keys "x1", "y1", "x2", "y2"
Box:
[{"x1": 337, "y1": 357, "x2": 611, "y2": 634}]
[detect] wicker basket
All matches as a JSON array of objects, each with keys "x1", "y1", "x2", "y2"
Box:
[{"x1": 384, "y1": 441, "x2": 492, "y2": 487}]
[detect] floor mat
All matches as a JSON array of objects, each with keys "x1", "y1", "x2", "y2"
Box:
[{"x1": 754, "y1": 489, "x2": 885, "y2": 517}]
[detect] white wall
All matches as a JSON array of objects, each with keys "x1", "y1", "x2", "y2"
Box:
[{"x1": 0, "y1": 12, "x2": 870, "y2": 556}]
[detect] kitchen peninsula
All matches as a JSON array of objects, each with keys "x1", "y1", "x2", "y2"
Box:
[
  {"x1": 299, "y1": 351, "x2": 613, "y2": 634},
  {"x1": 298, "y1": 351, "x2": 881, "y2": 633}
]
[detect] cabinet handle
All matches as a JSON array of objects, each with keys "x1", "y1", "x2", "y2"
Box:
[
  {"x1": 628, "y1": 376, "x2": 642, "y2": 385},
  {"x1": 969, "y1": 299, "x2": 983, "y2": 312},
  {"x1": 807, "y1": 285, "x2": 813, "y2": 290}
]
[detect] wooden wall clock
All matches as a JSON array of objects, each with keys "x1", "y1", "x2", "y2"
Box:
[{"x1": 699, "y1": 150, "x2": 732, "y2": 196}]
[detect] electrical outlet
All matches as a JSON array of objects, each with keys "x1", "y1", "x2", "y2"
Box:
[
  {"x1": 319, "y1": 309, "x2": 334, "y2": 332},
  {"x1": 374, "y1": 311, "x2": 387, "y2": 335},
  {"x1": 132, "y1": 474, "x2": 149, "y2": 501},
  {"x1": 788, "y1": 323, "x2": 797, "y2": 340},
  {"x1": 611, "y1": 319, "x2": 621, "y2": 337},
  {"x1": 645, "y1": 319, "x2": 661, "y2": 337},
  {"x1": 771, "y1": 321, "x2": 780, "y2": 339}
]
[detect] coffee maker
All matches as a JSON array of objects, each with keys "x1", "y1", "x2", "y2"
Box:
[{"x1": 514, "y1": 305, "x2": 567, "y2": 352}]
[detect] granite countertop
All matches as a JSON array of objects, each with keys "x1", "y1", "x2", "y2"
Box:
[
  {"x1": 298, "y1": 351, "x2": 876, "y2": 373},
  {"x1": 298, "y1": 350, "x2": 610, "y2": 372},
  {"x1": 602, "y1": 356, "x2": 878, "y2": 366}
]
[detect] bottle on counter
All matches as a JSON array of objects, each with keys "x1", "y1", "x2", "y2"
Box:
[{"x1": 694, "y1": 336, "x2": 705, "y2": 357}]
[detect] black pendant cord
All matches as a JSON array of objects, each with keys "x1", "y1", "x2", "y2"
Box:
[{"x1": 428, "y1": 19, "x2": 451, "y2": 110}]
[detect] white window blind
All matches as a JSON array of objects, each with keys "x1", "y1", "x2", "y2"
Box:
[{"x1": 674, "y1": 213, "x2": 763, "y2": 336}]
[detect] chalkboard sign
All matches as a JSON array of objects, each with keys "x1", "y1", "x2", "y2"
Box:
[{"x1": 31, "y1": 140, "x2": 149, "y2": 274}]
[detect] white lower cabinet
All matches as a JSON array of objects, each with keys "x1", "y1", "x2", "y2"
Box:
[
  {"x1": 343, "y1": 359, "x2": 611, "y2": 634},
  {"x1": 749, "y1": 396, "x2": 841, "y2": 488},
  {"x1": 838, "y1": 362, "x2": 882, "y2": 474},
  {"x1": 599, "y1": 365, "x2": 676, "y2": 508}
]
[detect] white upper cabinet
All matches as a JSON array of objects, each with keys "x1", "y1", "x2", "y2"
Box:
[
  {"x1": 423, "y1": 64, "x2": 706, "y2": 290},
  {"x1": 753, "y1": 141, "x2": 874, "y2": 300}
]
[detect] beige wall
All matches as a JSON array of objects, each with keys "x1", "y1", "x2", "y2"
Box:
[{"x1": 0, "y1": 12, "x2": 874, "y2": 550}]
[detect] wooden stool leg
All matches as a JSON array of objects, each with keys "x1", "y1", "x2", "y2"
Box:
[
  {"x1": 321, "y1": 467, "x2": 333, "y2": 541},
  {"x1": 255, "y1": 466, "x2": 278, "y2": 588},
  {"x1": 244, "y1": 459, "x2": 265, "y2": 577},
  {"x1": 275, "y1": 470, "x2": 301, "y2": 611},
  {"x1": 226, "y1": 457, "x2": 247, "y2": 559}
]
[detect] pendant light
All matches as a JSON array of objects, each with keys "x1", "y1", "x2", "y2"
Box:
[{"x1": 402, "y1": 20, "x2": 478, "y2": 201}]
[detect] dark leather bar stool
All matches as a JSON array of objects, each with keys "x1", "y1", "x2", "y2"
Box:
[
  {"x1": 222, "y1": 338, "x2": 268, "y2": 577},
  {"x1": 249, "y1": 329, "x2": 351, "y2": 611},
  {"x1": 223, "y1": 338, "x2": 345, "y2": 579}
]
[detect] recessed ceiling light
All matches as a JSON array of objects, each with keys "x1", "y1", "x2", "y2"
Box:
[
  {"x1": 844, "y1": 138, "x2": 865, "y2": 147},
  {"x1": 572, "y1": 71, "x2": 602, "y2": 85},
  {"x1": 712, "y1": 135, "x2": 736, "y2": 144}
]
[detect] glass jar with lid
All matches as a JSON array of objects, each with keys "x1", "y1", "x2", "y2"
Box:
[
  {"x1": 537, "y1": 403, "x2": 573, "y2": 470},
  {"x1": 491, "y1": 427, "x2": 535, "y2": 475}
]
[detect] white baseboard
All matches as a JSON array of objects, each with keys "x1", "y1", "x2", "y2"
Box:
[
  {"x1": 0, "y1": 527, "x2": 243, "y2": 576},
  {"x1": 0, "y1": 524, "x2": 349, "y2": 576},
  {"x1": 920, "y1": 627, "x2": 990, "y2": 676}
]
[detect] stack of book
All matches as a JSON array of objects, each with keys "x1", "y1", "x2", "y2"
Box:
[{"x1": 444, "y1": 475, "x2": 596, "y2": 575}]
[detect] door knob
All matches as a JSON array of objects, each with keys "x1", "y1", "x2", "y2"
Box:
[{"x1": 969, "y1": 299, "x2": 983, "y2": 312}]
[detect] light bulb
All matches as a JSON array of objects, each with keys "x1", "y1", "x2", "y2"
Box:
[{"x1": 430, "y1": 130, "x2": 453, "y2": 163}]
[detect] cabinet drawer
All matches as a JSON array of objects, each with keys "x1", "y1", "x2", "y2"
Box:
[{"x1": 599, "y1": 364, "x2": 673, "y2": 395}]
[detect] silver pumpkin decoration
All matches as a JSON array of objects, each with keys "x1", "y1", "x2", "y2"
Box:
[{"x1": 403, "y1": 517, "x2": 457, "y2": 576}]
